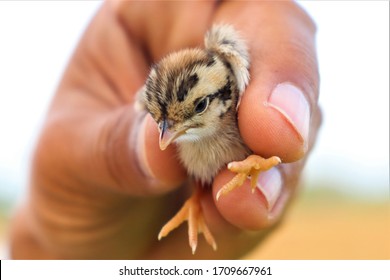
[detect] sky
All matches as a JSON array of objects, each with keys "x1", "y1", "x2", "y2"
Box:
[{"x1": 0, "y1": 1, "x2": 388, "y2": 206}]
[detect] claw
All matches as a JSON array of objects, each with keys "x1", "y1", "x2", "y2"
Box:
[
  {"x1": 158, "y1": 187, "x2": 217, "y2": 254},
  {"x1": 215, "y1": 173, "x2": 246, "y2": 201}
]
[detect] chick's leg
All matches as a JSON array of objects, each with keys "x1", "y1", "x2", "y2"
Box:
[
  {"x1": 158, "y1": 185, "x2": 217, "y2": 254},
  {"x1": 216, "y1": 155, "x2": 281, "y2": 201}
]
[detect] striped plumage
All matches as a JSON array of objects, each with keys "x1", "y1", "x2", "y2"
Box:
[
  {"x1": 137, "y1": 24, "x2": 280, "y2": 253},
  {"x1": 140, "y1": 24, "x2": 251, "y2": 185}
]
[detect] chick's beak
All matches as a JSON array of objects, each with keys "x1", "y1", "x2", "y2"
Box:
[{"x1": 159, "y1": 119, "x2": 186, "y2": 151}]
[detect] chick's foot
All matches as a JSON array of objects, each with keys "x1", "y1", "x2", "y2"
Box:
[
  {"x1": 216, "y1": 155, "x2": 281, "y2": 201},
  {"x1": 158, "y1": 187, "x2": 217, "y2": 254}
]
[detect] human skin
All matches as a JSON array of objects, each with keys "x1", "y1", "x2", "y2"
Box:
[{"x1": 10, "y1": 1, "x2": 321, "y2": 259}]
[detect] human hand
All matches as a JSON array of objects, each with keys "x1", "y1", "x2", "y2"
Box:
[{"x1": 10, "y1": 1, "x2": 321, "y2": 259}]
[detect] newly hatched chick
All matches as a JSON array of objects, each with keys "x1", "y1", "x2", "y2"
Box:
[{"x1": 137, "y1": 24, "x2": 281, "y2": 253}]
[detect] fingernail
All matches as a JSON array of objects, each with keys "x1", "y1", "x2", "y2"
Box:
[
  {"x1": 267, "y1": 83, "x2": 310, "y2": 145},
  {"x1": 257, "y1": 168, "x2": 283, "y2": 211},
  {"x1": 133, "y1": 115, "x2": 155, "y2": 179}
]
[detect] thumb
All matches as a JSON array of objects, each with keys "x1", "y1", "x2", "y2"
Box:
[
  {"x1": 128, "y1": 110, "x2": 187, "y2": 194},
  {"x1": 37, "y1": 104, "x2": 187, "y2": 198},
  {"x1": 34, "y1": 2, "x2": 188, "y2": 198},
  {"x1": 237, "y1": 2, "x2": 319, "y2": 162},
  {"x1": 90, "y1": 104, "x2": 187, "y2": 196}
]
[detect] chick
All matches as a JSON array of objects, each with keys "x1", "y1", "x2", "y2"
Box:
[{"x1": 137, "y1": 24, "x2": 281, "y2": 253}]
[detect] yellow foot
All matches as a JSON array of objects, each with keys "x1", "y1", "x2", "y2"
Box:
[
  {"x1": 216, "y1": 155, "x2": 281, "y2": 201},
  {"x1": 158, "y1": 188, "x2": 217, "y2": 254}
]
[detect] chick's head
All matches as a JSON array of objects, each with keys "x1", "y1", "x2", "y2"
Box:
[{"x1": 143, "y1": 49, "x2": 238, "y2": 150}]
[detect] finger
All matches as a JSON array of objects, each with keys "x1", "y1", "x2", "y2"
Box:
[
  {"x1": 36, "y1": 3, "x2": 187, "y2": 197},
  {"x1": 133, "y1": 112, "x2": 188, "y2": 193},
  {"x1": 210, "y1": 1, "x2": 320, "y2": 230},
  {"x1": 212, "y1": 161, "x2": 299, "y2": 231},
  {"x1": 112, "y1": 0, "x2": 217, "y2": 61},
  {"x1": 211, "y1": 100, "x2": 322, "y2": 230},
  {"x1": 210, "y1": 97, "x2": 322, "y2": 231},
  {"x1": 214, "y1": 1, "x2": 320, "y2": 162}
]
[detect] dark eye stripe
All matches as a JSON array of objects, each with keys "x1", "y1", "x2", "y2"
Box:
[
  {"x1": 191, "y1": 79, "x2": 233, "y2": 110},
  {"x1": 188, "y1": 79, "x2": 233, "y2": 119},
  {"x1": 209, "y1": 79, "x2": 232, "y2": 102}
]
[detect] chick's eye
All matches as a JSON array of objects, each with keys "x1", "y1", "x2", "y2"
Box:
[{"x1": 194, "y1": 97, "x2": 209, "y2": 114}]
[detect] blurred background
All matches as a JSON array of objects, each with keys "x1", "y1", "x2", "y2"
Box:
[{"x1": 0, "y1": 1, "x2": 388, "y2": 259}]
